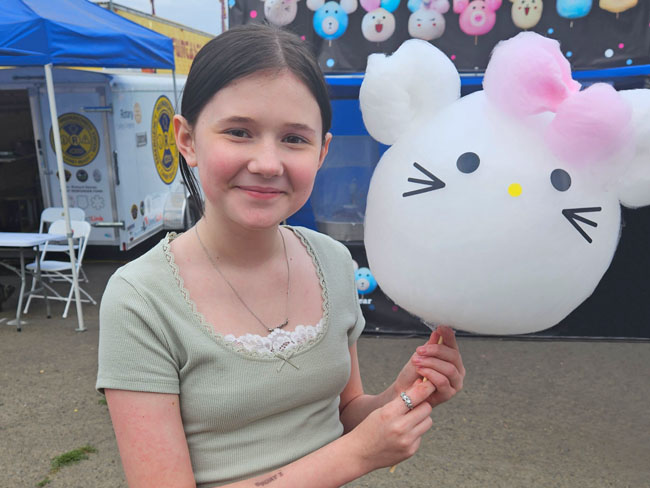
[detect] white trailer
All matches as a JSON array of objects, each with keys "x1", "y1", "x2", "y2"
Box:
[{"x1": 0, "y1": 67, "x2": 190, "y2": 250}]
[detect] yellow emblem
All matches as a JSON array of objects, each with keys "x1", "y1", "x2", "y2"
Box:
[
  {"x1": 151, "y1": 96, "x2": 178, "y2": 184},
  {"x1": 49, "y1": 113, "x2": 100, "y2": 167}
]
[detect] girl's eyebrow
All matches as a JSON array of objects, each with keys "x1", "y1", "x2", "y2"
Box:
[
  {"x1": 220, "y1": 116, "x2": 317, "y2": 135},
  {"x1": 284, "y1": 123, "x2": 316, "y2": 136},
  {"x1": 220, "y1": 116, "x2": 254, "y2": 125}
]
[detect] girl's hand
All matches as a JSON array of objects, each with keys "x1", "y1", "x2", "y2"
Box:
[
  {"x1": 349, "y1": 379, "x2": 436, "y2": 471},
  {"x1": 393, "y1": 326, "x2": 465, "y2": 408}
]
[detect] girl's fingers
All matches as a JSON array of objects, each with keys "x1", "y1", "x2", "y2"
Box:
[
  {"x1": 417, "y1": 367, "x2": 459, "y2": 399},
  {"x1": 414, "y1": 357, "x2": 463, "y2": 390},
  {"x1": 411, "y1": 412, "x2": 434, "y2": 438},
  {"x1": 436, "y1": 325, "x2": 458, "y2": 349},
  {"x1": 393, "y1": 379, "x2": 436, "y2": 415}
]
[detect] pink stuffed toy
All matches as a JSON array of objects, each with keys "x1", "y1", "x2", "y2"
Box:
[{"x1": 453, "y1": 0, "x2": 502, "y2": 37}]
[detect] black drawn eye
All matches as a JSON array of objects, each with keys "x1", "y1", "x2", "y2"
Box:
[
  {"x1": 403, "y1": 162, "x2": 445, "y2": 197},
  {"x1": 551, "y1": 169, "x2": 571, "y2": 191},
  {"x1": 456, "y1": 152, "x2": 480, "y2": 174}
]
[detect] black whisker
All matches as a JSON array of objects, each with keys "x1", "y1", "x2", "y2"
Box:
[
  {"x1": 562, "y1": 207, "x2": 602, "y2": 244},
  {"x1": 413, "y1": 162, "x2": 437, "y2": 180},
  {"x1": 402, "y1": 162, "x2": 445, "y2": 198},
  {"x1": 408, "y1": 178, "x2": 436, "y2": 185},
  {"x1": 572, "y1": 214, "x2": 598, "y2": 228},
  {"x1": 403, "y1": 186, "x2": 438, "y2": 197}
]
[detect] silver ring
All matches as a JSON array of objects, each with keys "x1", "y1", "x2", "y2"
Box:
[{"x1": 400, "y1": 392, "x2": 414, "y2": 411}]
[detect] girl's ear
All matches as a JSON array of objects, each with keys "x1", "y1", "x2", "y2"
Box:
[
  {"x1": 318, "y1": 132, "x2": 333, "y2": 170},
  {"x1": 359, "y1": 39, "x2": 460, "y2": 146},
  {"x1": 614, "y1": 89, "x2": 650, "y2": 208},
  {"x1": 173, "y1": 114, "x2": 197, "y2": 167}
]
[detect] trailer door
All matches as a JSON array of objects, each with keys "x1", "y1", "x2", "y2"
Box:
[{"x1": 38, "y1": 84, "x2": 119, "y2": 245}]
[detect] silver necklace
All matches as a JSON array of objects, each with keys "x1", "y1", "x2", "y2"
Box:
[{"x1": 195, "y1": 225, "x2": 290, "y2": 333}]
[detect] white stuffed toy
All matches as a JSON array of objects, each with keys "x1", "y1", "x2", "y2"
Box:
[{"x1": 360, "y1": 32, "x2": 650, "y2": 335}]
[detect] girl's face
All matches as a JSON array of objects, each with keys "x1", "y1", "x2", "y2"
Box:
[{"x1": 175, "y1": 70, "x2": 331, "y2": 231}]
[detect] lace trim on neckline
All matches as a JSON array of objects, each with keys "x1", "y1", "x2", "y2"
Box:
[
  {"x1": 162, "y1": 228, "x2": 329, "y2": 360},
  {"x1": 223, "y1": 320, "x2": 324, "y2": 357}
]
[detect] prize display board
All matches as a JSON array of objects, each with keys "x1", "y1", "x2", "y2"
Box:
[{"x1": 229, "y1": 0, "x2": 650, "y2": 74}]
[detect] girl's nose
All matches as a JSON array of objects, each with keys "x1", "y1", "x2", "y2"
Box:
[
  {"x1": 508, "y1": 183, "x2": 522, "y2": 197},
  {"x1": 248, "y1": 142, "x2": 284, "y2": 177}
]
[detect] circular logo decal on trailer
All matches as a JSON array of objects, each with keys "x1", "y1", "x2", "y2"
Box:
[
  {"x1": 49, "y1": 113, "x2": 100, "y2": 167},
  {"x1": 151, "y1": 96, "x2": 178, "y2": 184}
]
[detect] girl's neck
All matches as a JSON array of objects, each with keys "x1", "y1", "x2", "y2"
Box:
[{"x1": 196, "y1": 214, "x2": 285, "y2": 268}]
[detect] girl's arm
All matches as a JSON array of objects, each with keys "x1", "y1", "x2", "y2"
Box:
[{"x1": 106, "y1": 377, "x2": 435, "y2": 488}]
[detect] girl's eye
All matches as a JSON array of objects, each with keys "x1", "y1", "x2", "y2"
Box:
[
  {"x1": 283, "y1": 135, "x2": 307, "y2": 144},
  {"x1": 456, "y1": 152, "x2": 480, "y2": 174},
  {"x1": 226, "y1": 129, "x2": 250, "y2": 138},
  {"x1": 551, "y1": 168, "x2": 571, "y2": 191}
]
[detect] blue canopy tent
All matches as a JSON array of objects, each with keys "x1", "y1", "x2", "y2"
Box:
[{"x1": 0, "y1": 0, "x2": 175, "y2": 331}]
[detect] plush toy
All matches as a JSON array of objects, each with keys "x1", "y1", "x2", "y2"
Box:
[
  {"x1": 359, "y1": 32, "x2": 650, "y2": 335},
  {"x1": 307, "y1": 0, "x2": 358, "y2": 41},
  {"x1": 355, "y1": 267, "x2": 379, "y2": 295},
  {"x1": 263, "y1": 0, "x2": 300, "y2": 26},
  {"x1": 408, "y1": 0, "x2": 450, "y2": 41},
  {"x1": 599, "y1": 0, "x2": 637, "y2": 14},
  {"x1": 510, "y1": 0, "x2": 543, "y2": 29},
  {"x1": 453, "y1": 0, "x2": 502, "y2": 39},
  {"x1": 556, "y1": 0, "x2": 592, "y2": 19},
  {"x1": 360, "y1": 0, "x2": 400, "y2": 43}
]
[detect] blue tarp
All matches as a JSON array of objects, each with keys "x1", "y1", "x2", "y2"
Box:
[{"x1": 0, "y1": 0, "x2": 174, "y2": 69}]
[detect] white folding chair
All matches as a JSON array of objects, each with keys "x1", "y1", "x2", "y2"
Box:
[
  {"x1": 24, "y1": 219, "x2": 97, "y2": 318},
  {"x1": 37, "y1": 207, "x2": 88, "y2": 281}
]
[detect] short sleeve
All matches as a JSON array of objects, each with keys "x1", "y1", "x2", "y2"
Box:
[
  {"x1": 344, "y1": 248, "x2": 366, "y2": 347},
  {"x1": 96, "y1": 273, "x2": 180, "y2": 395}
]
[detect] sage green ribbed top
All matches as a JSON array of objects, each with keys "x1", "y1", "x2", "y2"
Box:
[{"x1": 96, "y1": 227, "x2": 365, "y2": 487}]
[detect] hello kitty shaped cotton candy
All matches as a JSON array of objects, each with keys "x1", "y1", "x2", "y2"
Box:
[{"x1": 359, "y1": 32, "x2": 650, "y2": 335}]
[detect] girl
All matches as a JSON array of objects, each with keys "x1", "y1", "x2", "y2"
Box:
[{"x1": 96, "y1": 23, "x2": 465, "y2": 488}]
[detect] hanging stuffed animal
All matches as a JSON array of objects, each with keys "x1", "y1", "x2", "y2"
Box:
[
  {"x1": 408, "y1": 0, "x2": 450, "y2": 41},
  {"x1": 359, "y1": 33, "x2": 650, "y2": 335},
  {"x1": 453, "y1": 0, "x2": 502, "y2": 43},
  {"x1": 599, "y1": 0, "x2": 637, "y2": 14},
  {"x1": 360, "y1": 0, "x2": 401, "y2": 43},
  {"x1": 556, "y1": 0, "x2": 592, "y2": 24},
  {"x1": 307, "y1": 0, "x2": 358, "y2": 42},
  {"x1": 510, "y1": 0, "x2": 543, "y2": 29},
  {"x1": 262, "y1": 0, "x2": 301, "y2": 26}
]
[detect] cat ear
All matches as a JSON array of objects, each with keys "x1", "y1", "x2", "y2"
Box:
[
  {"x1": 615, "y1": 89, "x2": 650, "y2": 208},
  {"x1": 359, "y1": 39, "x2": 460, "y2": 145}
]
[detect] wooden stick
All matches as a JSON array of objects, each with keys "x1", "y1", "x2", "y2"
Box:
[{"x1": 389, "y1": 335, "x2": 443, "y2": 473}]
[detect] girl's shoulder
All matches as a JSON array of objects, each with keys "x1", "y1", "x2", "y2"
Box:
[
  {"x1": 107, "y1": 233, "x2": 175, "y2": 290},
  {"x1": 287, "y1": 225, "x2": 351, "y2": 260}
]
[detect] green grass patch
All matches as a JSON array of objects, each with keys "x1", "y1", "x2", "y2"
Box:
[
  {"x1": 36, "y1": 477, "x2": 51, "y2": 487},
  {"x1": 50, "y1": 445, "x2": 97, "y2": 473},
  {"x1": 98, "y1": 397, "x2": 107, "y2": 406}
]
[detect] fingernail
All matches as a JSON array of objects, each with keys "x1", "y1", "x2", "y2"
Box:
[
  {"x1": 416, "y1": 346, "x2": 426, "y2": 354},
  {"x1": 413, "y1": 355, "x2": 422, "y2": 364}
]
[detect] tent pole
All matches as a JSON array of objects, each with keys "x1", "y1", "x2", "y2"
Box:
[
  {"x1": 44, "y1": 63, "x2": 86, "y2": 332},
  {"x1": 172, "y1": 69, "x2": 179, "y2": 111}
]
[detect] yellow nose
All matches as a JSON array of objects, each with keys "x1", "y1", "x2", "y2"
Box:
[{"x1": 508, "y1": 183, "x2": 522, "y2": 197}]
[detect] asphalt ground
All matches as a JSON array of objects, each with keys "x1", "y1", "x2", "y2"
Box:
[{"x1": 1, "y1": 259, "x2": 649, "y2": 488}]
